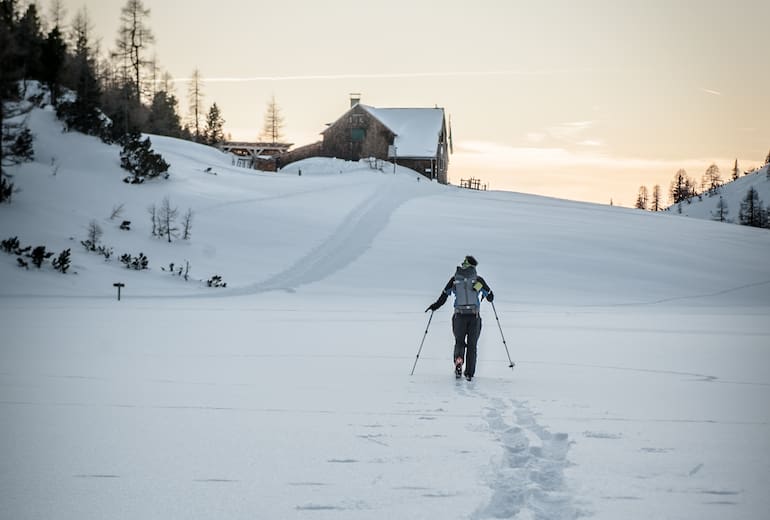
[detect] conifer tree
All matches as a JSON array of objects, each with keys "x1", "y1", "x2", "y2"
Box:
[
  {"x1": 635, "y1": 186, "x2": 648, "y2": 210},
  {"x1": 204, "y1": 102, "x2": 225, "y2": 145},
  {"x1": 41, "y1": 25, "x2": 67, "y2": 107},
  {"x1": 57, "y1": 7, "x2": 104, "y2": 136},
  {"x1": 15, "y1": 3, "x2": 44, "y2": 83},
  {"x1": 187, "y1": 68, "x2": 204, "y2": 141},
  {"x1": 651, "y1": 185, "x2": 662, "y2": 211},
  {"x1": 115, "y1": 0, "x2": 154, "y2": 103},
  {"x1": 670, "y1": 169, "x2": 695, "y2": 204},
  {"x1": 260, "y1": 95, "x2": 284, "y2": 143},
  {"x1": 712, "y1": 196, "x2": 729, "y2": 222},
  {"x1": 146, "y1": 89, "x2": 182, "y2": 137},
  {"x1": 738, "y1": 187, "x2": 766, "y2": 228},
  {"x1": 703, "y1": 163, "x2": 722, "y2": 193}
]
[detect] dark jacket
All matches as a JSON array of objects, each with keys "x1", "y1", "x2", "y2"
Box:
[{"x1": 427, "y1": 266, "x2": 493, "y2": 312}]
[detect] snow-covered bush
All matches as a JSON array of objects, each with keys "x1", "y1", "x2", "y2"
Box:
[
  {"x1": 30, "y1": 246, "x2": 54, "y2": 268},
  {"x1": 120, "y1": 252, "x2": 148, "y2": 270},
  {"x1": 206, "y1": 275, "x2": 226, "y2": 288},
  {"x1": 52, "y1": 249, "x2": 71, "y2": 273},
  {"x1": 1, "y1": 236, "x2": 24, "y2": 254},
  {"x1": 120, "y1": 132, "x2": 169, "y2": 183}
]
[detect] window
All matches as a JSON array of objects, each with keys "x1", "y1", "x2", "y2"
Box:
[{"x1": 351, "y1": 128, "x2": 365, "y2": 142}]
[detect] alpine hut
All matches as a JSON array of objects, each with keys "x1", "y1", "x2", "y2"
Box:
[{"x1": 319, "y1": 96, "x2": 450, "y2": 183}]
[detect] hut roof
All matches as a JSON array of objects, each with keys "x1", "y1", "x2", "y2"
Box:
[{"x1": 359, "y1": 105, "x2": 445, "y2": 159}]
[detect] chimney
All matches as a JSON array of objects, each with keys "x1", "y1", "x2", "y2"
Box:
[{"x1": 350, "y1": 93, "x2": 361, "y2": 108}]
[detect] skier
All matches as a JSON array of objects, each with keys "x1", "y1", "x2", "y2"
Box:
[{"x1": 425, "y1": 255, "x2": 494, "y2": 380}]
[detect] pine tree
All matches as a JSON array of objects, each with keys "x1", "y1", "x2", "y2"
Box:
[
  {"x1": 711, "y1": 196, "x2": 729, "y2": 222},
  {"x1": 120, "y1": 131, "x2": 169, "y2": 181},
  {"x1": 738, "y1": 187, "x2": 765, "y2": 228},
  {"x1": 2, "y1": 99, "x2": 34, "y2": 200},
  {"x1": 1, "y1": 2, "x2": 22, "y2": 98},
  {"x1": 15, "y1": 4, "x2": 45, "y2": 83},
  {"x1": 30, "y1": 245, "x2": 53, "y2": 268},
  {"x1": 146, "y1": 90, "x2": 182, "y2": 137},
  {"x1": 651, "y1": 185, "x2": 662, "y2": 211},
  {"x1": 52, "y1": 248, "x2": 71, "y2": 273},
  {"x1": 57, "y1": 8, "x2": 104, "y2": 137},
  {"x1": 732, "y1": 159, "x2": 739, "y2": 181},
  {"x1": 10, "y1": 127, "x2": 33, "y2": 161},
  {"x1": 703, "y1": 163, "x2": 722, "y2": 193},
  {"x1": 187, "y1": 68, "x2": 204, "y2": 141},
  {"x1": 104, "y1": 0, "x2": 155, "y2": 139},
  {"x1": 204, "y1": 102, "x2": 225, "y2": 145},
  {"x1": 41, "y1": 25, "x2": 67, "y2": 107},
  {"x1": 635, "y1": 186, "x2": 648, "y2": 210},
  {"x1": 260, "y1": 95, "x2": 284, "y2": 143},
  {"x1": 670, "y1": 169, "x2": 694, "y2": 204},
  {"x1": 115, "y1": 0, "x2": 154, "y2": 103}
]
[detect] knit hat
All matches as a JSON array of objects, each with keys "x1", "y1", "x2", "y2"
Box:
[{"x1": 462, "y1": 255, "x2": 478, "y2": 268}]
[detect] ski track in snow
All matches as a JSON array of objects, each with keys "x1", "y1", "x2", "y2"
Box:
[{"x1": 229, "y1": 179, "x2": 424, "y2": 296}]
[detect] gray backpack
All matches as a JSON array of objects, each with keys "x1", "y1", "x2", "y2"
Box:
[{"x1": 453, "y1": 266, "x2": 480, "y2": 313}]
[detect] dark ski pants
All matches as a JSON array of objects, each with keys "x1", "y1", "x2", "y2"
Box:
[{"x1": 452, "y1": 312, "x2": 482, "y2": 377}]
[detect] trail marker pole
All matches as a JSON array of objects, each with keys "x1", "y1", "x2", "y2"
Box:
[{"x1": 113, "y1": 282, "x2": 125, "y2": 301}]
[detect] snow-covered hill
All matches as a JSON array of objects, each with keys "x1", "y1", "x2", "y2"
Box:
[
  {"x1": 666, "y1": 164, "x2": 770, "y2": 225},
  {"x1": 1, "y1": 104, "x2": 769, "y2": 520}
]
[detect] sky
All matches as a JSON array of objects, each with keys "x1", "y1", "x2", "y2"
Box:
[{"x1": 51, "y1": 0, "x2": 770, "y2": 206}]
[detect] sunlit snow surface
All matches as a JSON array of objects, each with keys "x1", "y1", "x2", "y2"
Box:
[{"x1": 1, "y1": 107, "x2": 768, "y2": 519}]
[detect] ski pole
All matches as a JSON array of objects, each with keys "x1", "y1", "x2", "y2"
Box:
[
  {"x1": 490, "y1": 301, "x2": 515, "y2": 369},
  {"x1": 410, "y1": 310, "x2": 434, "y2": 375}
]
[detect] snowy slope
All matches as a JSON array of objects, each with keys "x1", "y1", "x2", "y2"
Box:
[
  {"x1": 1, "y1": 105, "x2": 769, "y2": 520},
  {"x1": 666, "y1": 165, "x2": 770, "y2": 224}
]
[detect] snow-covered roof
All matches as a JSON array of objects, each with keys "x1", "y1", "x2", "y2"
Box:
[{"x1": 359, "y1": 105, "x2": 445, "y2": 159}]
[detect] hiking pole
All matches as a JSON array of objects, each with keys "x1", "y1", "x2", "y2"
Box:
[
  {"x1": 490, "y1": 301, "x2": 515, "y2": 369},
  {"x1": 410, "y1": 310, "x2": 434, "y2": 375}
]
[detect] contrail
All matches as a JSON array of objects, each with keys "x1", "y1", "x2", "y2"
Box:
[
  {"x1": 700, "y1": 87, "x2": 722, "y2": 96},
  {"x1": 167, "y1": 69, "x2": 562, "y2": 83}
]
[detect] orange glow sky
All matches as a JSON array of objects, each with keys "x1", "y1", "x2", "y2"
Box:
[{"x1": 59, "y1": 0, "x2": 769, "y2": 206}]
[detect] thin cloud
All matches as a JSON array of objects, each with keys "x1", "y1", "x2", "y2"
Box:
[
  {"x1": 167, "y1": 69, "x2": 564, "y2": 83},
  {"x1": 700, "y1": 88, "x2": 722, "y2": 96},
  {"x1": 547, "y1": 121, "x2": 594, "y2": 141},
  {"x1": 454, "y1": 139, "x2": 730, "y2": 172}
]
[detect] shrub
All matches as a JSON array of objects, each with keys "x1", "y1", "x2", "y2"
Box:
[
  {"x1": 30, "y1": 246, "x2": 54, "y2": 268},
  {"x1": 0, "y1": 176, "x2": 13, "y2": 203},
  {"x1": 206, "y1": 275, "x2": 227, "y2": 288},
  {"x1": 1, "y1": 236, "x2": 21, "y2": 254},
  {"x1": 52, "y1": 248, "x2": 71, "y2": 273},
  {"x1": 120, "y1": 252, "x2": 149, "y2": 270},
  {"x1": 120, "y1": 132, "x2": 170, "y2": 183}
]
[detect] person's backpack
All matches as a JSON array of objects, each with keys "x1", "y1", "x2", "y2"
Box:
[{"x1": 453, "y1": 265, "x2": 481, "y2": 313}]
